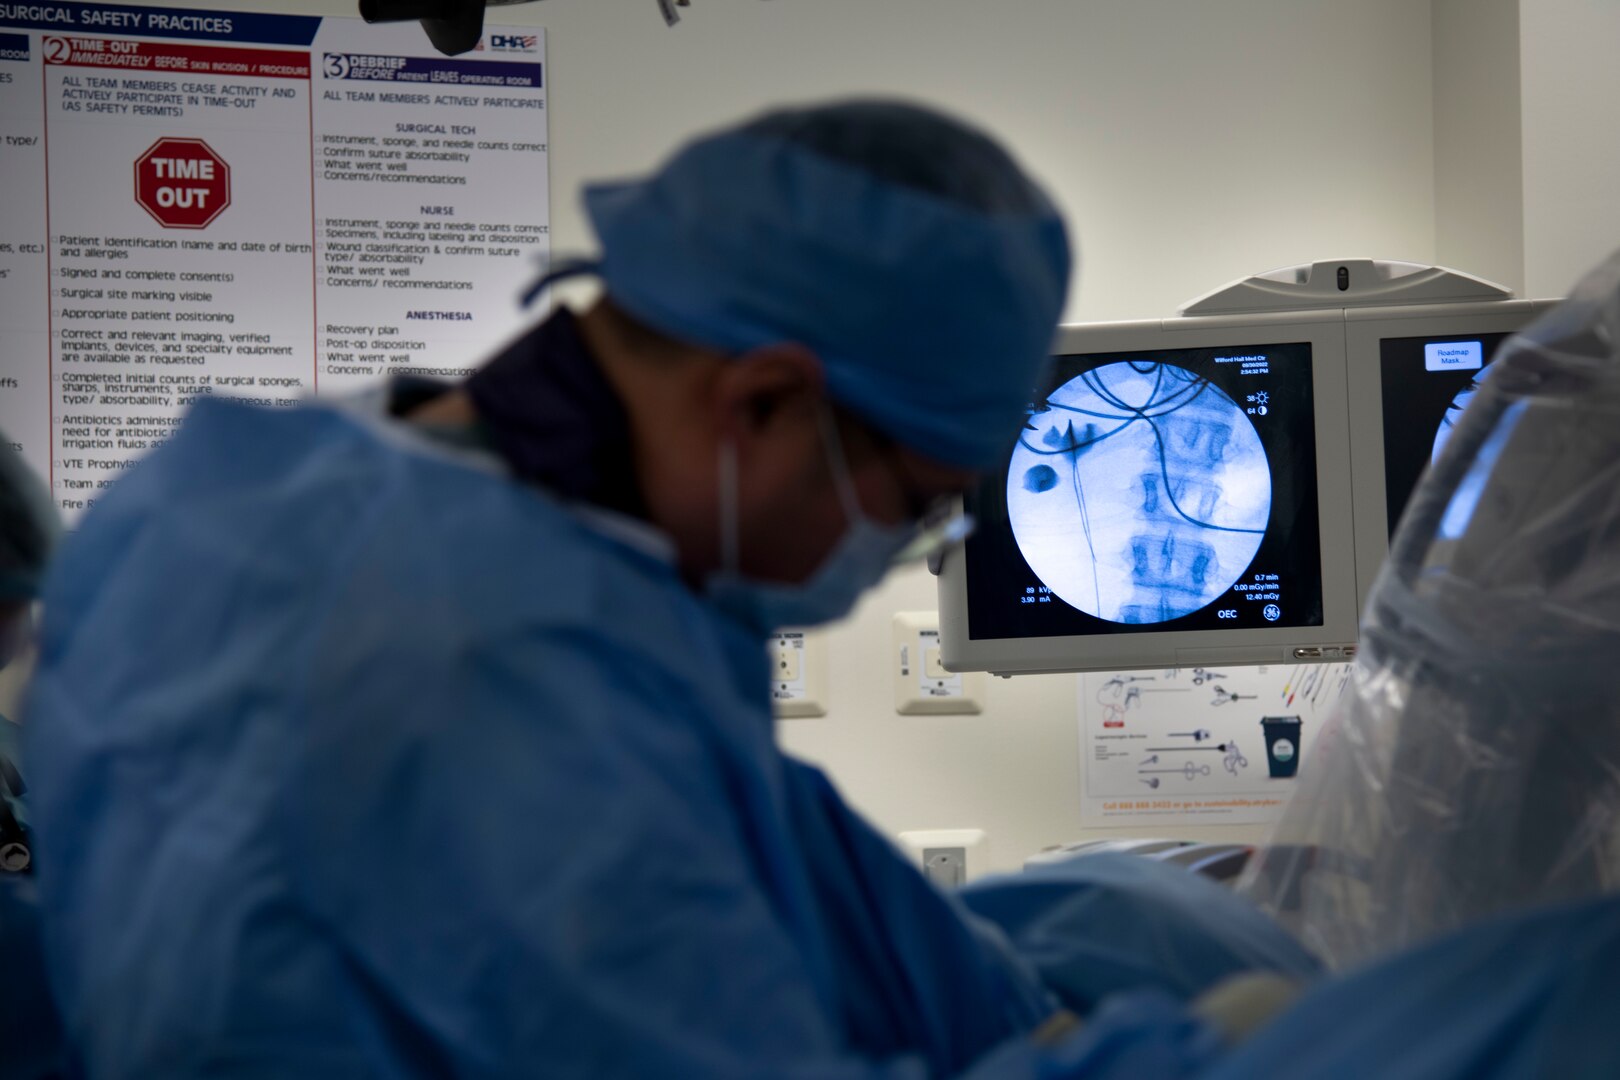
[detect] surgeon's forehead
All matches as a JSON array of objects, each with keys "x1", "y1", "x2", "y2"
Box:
[
  {"x1": 892, "y1": 444, "x2": 978, "y2": 496},
  {"x1": 838, "y1": 410, "x2": 978, "y2": 493}
]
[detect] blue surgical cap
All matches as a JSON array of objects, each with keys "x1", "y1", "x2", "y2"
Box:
[
  {"x1": 581, "y1": 100, "x2": 1073, "y2": 469},
  {"x1": 0, "y1": 437, "x2": 59, "y2": 604}
]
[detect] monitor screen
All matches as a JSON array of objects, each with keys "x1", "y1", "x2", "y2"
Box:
[
  {"x1": 962, "y1": 341, "x2": 1324, "y2": 643},
  {"x1": 1378, "y1": 332, "x2": 1514, "y2": 535},
  {"x1": 940, "y1": 296, "x2": 1556, "y2": 676}
]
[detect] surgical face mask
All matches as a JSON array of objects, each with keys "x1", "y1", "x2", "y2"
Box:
[{"x1": 705, "y1": 410, "x2": 970, "y2": 634}]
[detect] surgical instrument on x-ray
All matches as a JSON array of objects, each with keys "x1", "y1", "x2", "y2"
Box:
[
  {"x1": 1139, "y1": 762, "x2": 1212, "y2": 782},
  {"x1": 1170, "y1": 729, "x2": 1212, "y2": 741},
  {"x1": 1141, "y1": 778, "x2": 1160, "y2": 789},
  {"x1": 1191, "y1": 668, "x2": 1226, "y2": 685},
  {"x1": 1140, "y1": 754, "x2": 1160, "y2": 766},
  {"x1": 1212, "y1": 686, "x2": 1256, "y2": 707},
  {"x1": 1146, "y1": 744, "x2": 1230, "y2": 753}
]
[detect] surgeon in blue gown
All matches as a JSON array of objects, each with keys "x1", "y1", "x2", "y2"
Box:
[
  {"x1": 0, "y1": 436, "x2": 58, "y2": 861},
  {"x1": 22, "y1": 102, "x2": 1313, "y2": 1078},
  {"x1": 0, "y1": 435, "x2": 66, "y2": 1080}
]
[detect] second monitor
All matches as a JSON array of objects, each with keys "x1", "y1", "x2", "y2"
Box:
[{"x1": 1344, "y1": 299, "x2": 1557, "y2": 602}]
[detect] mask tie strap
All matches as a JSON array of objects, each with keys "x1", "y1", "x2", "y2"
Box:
[
  {"x1": 815, "y1": 407, "x2": 865, "y2": 527},
  {"x1": 518, "y1": 256, "x2": 603, "y2": 310},
  {"x1": 717, "y1": 439, "x2": 741, "y2": 576}
]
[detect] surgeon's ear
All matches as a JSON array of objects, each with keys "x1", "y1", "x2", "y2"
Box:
[{"x1": 715, "y1": 342, "x2": 825, "y2": 441}]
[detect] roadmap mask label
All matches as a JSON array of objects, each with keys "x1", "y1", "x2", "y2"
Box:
[{"x1": 1425, "y1": 340, "x2": 1483, "y2": 372}]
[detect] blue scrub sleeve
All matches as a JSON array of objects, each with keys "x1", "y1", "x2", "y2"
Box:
[
  {"x1": 961, "y1": 854, "x2": 1322, "y2": 1014},
  {"x1": 286, "y1": 625, "x2": 858, "y2": 1077},
  {"x1": 282, "y1": 621, "x2": 1221, "y2": 1079}
]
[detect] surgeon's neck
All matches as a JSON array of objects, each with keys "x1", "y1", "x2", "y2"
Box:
[
  {"x1": 577, "y1": 300, "x2": 731, "y2": 584},
  {"x1": 404, "y1": 302, "x2": 724, "y2": 585},
  {"x1": 401, "y1": 299, "x2": 706, "y2": 453}
]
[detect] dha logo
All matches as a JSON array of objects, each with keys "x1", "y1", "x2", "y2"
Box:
[{"x1": 487, "y1": 34, "x2": 538, "y2": 52}]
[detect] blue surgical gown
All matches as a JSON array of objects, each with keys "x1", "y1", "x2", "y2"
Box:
[
  {"x1": 961, "y1": 854, "x2": 1321, "y2": 1014},
  {"x1": 1, "y1": 718, "x2": 69, "y2": 1080},
  {"x1": 24, "y1": 396, "x2": 1061, "y2": 1077},
  {"x1": 1200, "y1": 892, "x2": 1620, "y2": 1078},
  {"x1": 0, "y1": 876, "x2": 68, "y2": 1080}
]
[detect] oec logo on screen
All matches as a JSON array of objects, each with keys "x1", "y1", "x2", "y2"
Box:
[{"x1": 134, "y1": 137, "x2": 232, "y2": 230}]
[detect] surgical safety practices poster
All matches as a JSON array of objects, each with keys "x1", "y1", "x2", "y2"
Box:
[
  {"x1": 0, "y1": 2, "x2": 549, "y2": 518},
  {"x1": 1079, "y1": 663, "x2": 1352, "y2": 827}
]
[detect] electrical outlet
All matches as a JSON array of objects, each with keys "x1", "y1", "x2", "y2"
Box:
[
  {"x1": 770, "y1": 629, "x2": 827, "y2": 718},
  {"x1": 892, "y1": 611, "x2": 986, "y2": 714},
  {"x1": 921, "y1": 847, "x2": 966, "y2": 888},
  {"x1": 898, "y1": 828, "x2": 989, "y2": 884}
]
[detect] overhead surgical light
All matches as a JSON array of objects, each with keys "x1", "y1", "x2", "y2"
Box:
[{"x1": 358, "y1": 0, "x2": 695, "y2": 56}]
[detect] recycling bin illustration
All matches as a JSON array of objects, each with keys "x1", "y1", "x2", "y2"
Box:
[{"x1": 1261, "y1": 716, "x2": 1303, "y2": 778}]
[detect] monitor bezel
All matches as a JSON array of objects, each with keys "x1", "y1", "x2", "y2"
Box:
[{"x1": 938, "y1": 310, "x2": 1358, "y2": 675}]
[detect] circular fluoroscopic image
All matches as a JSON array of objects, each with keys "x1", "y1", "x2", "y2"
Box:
[
  {"x1": 1431, "y1": 381, "x2": 1481, "y2": 463},
  {"x1": 1008, "y1": 362, "x2": 1271, "y2": 624}
]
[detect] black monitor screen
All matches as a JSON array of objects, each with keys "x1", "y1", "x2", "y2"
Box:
[
  {"x1": 963, "y1": 343, "x2": 1324, "y2": 640},
  {"x1": 1379, "y1": 332, "x2": 1513, "y2": 536}
]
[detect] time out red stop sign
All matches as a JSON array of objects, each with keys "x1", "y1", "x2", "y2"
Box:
[{"x1": 134, "y1": 137, "x2": 231, "y2": 229}]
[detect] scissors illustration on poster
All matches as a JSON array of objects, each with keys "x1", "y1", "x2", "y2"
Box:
[{"x1": 1080, "y1": 662, "x2": 1352, "y2": 826}]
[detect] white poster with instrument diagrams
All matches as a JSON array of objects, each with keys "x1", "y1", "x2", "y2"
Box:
[{"x1": 1079, "y1": 663, "x2": 1352, "y2": 826}]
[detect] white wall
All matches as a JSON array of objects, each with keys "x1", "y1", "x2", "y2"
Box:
[
  {"x1": 77, "y1": 0, "x2": 1438, "y2": 871},
  {"x1": 1433, "y1": 0, "x2": 1524, "y2": 295},
  {"x1": 1520, "y1": 0, "x2": 1620, "y2": 297},
  {"x1": 1430, "y1": 0, "x2": 1620, "y2": 301},
  {"x1": 524, "y1": 0, "x2": 1439, "y2": 324}
]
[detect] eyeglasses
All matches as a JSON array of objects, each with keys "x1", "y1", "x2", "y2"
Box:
[
  {"x1": 892, "y1": 500, "x2": 976, "y2": 565},
  {"x1": 830, "y1": 408, "x2": 977, "y2": 565}
]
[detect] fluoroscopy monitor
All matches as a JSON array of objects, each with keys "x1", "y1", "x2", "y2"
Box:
[
  {"x1": 938, "y1": 312, "x2": 1360, "y2": 675},
  {"x1": 1380, "y1": 332, "x2": 1514, "y2": 527},
  {"x1": 1343, "y1": 299, "x2": 1557, "y2": 604},
  {"x1": 937, "y1": 262, "x2": 1559, "y2": 676}
]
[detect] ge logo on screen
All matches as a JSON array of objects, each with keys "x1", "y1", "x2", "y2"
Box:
[{"x1": 1262, "y1": 603, "x2": 1281, "y2": 622}]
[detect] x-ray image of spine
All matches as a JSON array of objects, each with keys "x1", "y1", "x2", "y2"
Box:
[{"x1": 1008, "y1": 362, "x2": 1271, "y2": 623}]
